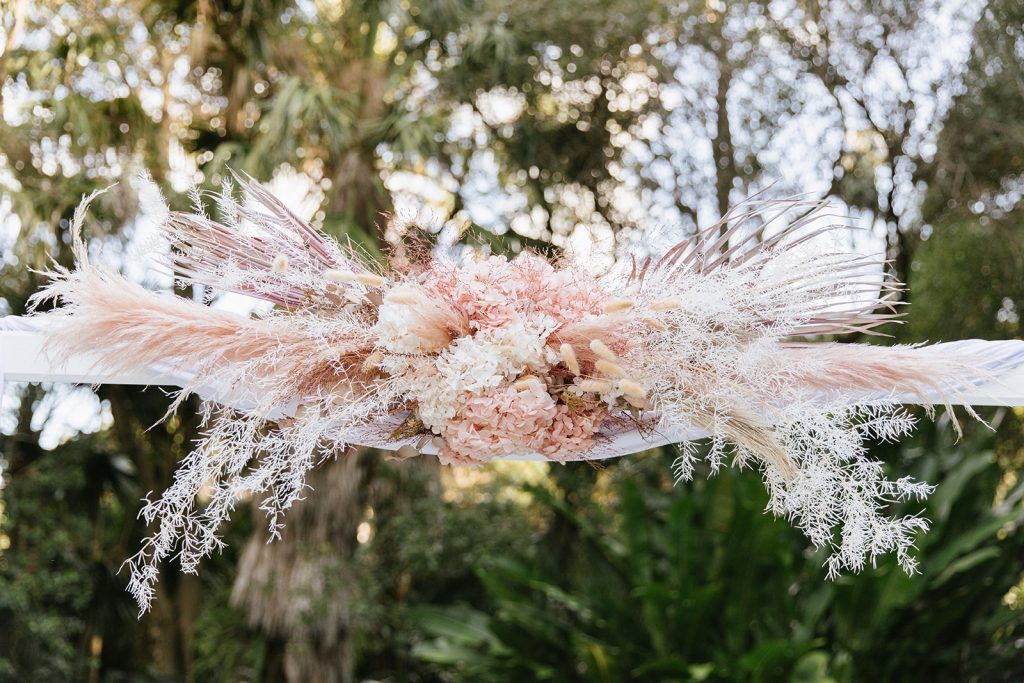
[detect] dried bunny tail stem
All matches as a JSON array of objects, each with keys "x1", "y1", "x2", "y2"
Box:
[
  {"x1": 595, "y1": 359, "x2": 625, "y2": 379},
  {"x1": 356, "y1": 273, "x2": 387, "y2": 287},
  {"x1": 589, "y1": 339, "x2": 617, "y2": 361},
  {"x1": 324, "y1": 269, "x2": 358, "y2": 283},
  {"x1": 618, "y1": 379, "x2": 647, "y2": 399},
  {"x1": 649, "y1": 298, "x2": 681, "y2": 312},
  {"x1": 560, "y1": 343, "x2": 580, "y2": 375},
  {"x1": 579, "y1": 379, "x2": 612, "y2": 393},
  {"x1": 551, "y1": 318, "x2": 631, "y2": 366},
  {"x1": 603, "y1": 297, "x2": 634, "y2": 313},
  {"x1": 383, "y1": 287, "x2": 420, "y2": 305},
  {"x1": 641, "y1": 316, "x2": 667, "y2": 331}
]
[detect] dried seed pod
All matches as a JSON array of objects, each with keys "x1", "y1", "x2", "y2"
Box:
[
  {"x1": 650, "y1": 297, "x2": 681, "y2": 312},
  {"x1": 589, "y1": 339, "x2": 617, "y2": 361},
  {"x1": 579, "y1": 379, "x2": 612, "y2": 393},
  {"x1": 560, "y1": 343, "x2": 580, "y2": 375},
  {"x1": 595, "y1": 359, "x2": 625, "y2": 379}
]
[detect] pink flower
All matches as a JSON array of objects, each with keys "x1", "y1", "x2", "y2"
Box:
[
  {"x1": 536, "y1": 404, "x2": 607, "y2": 462},
  {"x1": 426, "y1": 253, "x2": 607, "y2": 331},
  {"x1": 437, "y1": 384, "x2": 608, "y2": 465},
  {"x1": 425, "y1": 256, "x2": 519, "y2": 331},
  {"x1": 438, "y1": 382, "x2": 557, "y2": 465},
  {"x1": 534, "y1": 269, "x2": 606, "y2": 324}
]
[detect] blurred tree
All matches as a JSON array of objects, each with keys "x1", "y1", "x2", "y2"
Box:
[
  {"x1": 910, "y1": 0, "x2": 1024, "y2": 343},
  {"x1": 413, "y1": 429, "x2": 1024, "y2": 682},
  {"x1": 0, "y1": 2, "x2": 213, "y2": 678}
]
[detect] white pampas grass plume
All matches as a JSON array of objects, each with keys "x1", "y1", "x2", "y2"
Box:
[
  {"x1": 589, "y1": 339, "x2": 617, "y2": 361},
  {"x1": 603, "y1": 298, "x2": 634, "y2": 313},
  {"x1": 595, "y1": 359, "x2": 625, "y2": 379},
  {"x1": 560, "y1": 343, "x2": 580, "y2": 375}
]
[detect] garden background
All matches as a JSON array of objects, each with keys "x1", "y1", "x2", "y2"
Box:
[{"x1": 1, "y1": 1, "x2": 1023, "y2": 681}]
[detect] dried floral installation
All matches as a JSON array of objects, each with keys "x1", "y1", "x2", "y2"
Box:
[{"x1": 25, "y1": 175, "x2": 1024, "y2": 612}]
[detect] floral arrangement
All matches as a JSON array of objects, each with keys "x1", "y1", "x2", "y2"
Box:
[{"x1": 29, "y1": 175, "x2": 1023, "y2": 611}]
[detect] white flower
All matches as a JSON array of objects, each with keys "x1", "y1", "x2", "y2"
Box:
[
  {"x1": 381, "y1": 312, "x2": 559, "y2": 433},
  {"x1": 437, "y1": 334, "x2": 510, "y2": 392},
  {"x1": 374, "y1": 299, "x2": 434, "y2": 354}
]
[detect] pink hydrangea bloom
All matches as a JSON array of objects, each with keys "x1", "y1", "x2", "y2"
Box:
[
  {"x1": 438, "y1": 382, "x2": 558, "y2": 465},
  {"x1": 552, "y1": 273, "x2": 606, "y2": 322},
  {"x1": 426, "y1": 253, "x2": 606, "y2": 331},
  {"x1": 536, "y1": 404, "x2": 607, "y2": 462}
]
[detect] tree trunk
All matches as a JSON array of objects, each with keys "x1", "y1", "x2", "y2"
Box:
[
  {"x1": 103, "y1": 385, "x2": 204, "y2": 677},
  {"x1": 229, "y1": 151, "x2": 378, "y2": 683},
  {"x1": 231, "y1": 450, "x2": 363, "y2": 683},
  {"x1": 712, "y1": 34, "x2": 737, "y2": 230},
  {"x1": 229, "y1": 54, "x2": 442, "y2": 682}
]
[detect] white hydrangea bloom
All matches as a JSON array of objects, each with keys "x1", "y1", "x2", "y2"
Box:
[{"x1": 374, "y1": 299, "x2": 434, "y2": 354}]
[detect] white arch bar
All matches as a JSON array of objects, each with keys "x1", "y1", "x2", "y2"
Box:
[{"x1": 5, "y1": 321, "x2": 1024, "y2": 460}]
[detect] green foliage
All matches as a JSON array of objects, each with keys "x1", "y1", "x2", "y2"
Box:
[
  {"x1": 412, "y1": 435, "x2": 1024, "y2": 682},
  {"x1": 0, "y1": 433, "x2": 134, "y2": 682},
  {"x1": 352, "y1": 462, "x2": 537, "y2": 681},
  {"x1": 190, "y1": 577, "x2": 269, "y2": 683},
  {"x1": 906, "y1": 214, "x2": 1024, "y2": 341}
]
